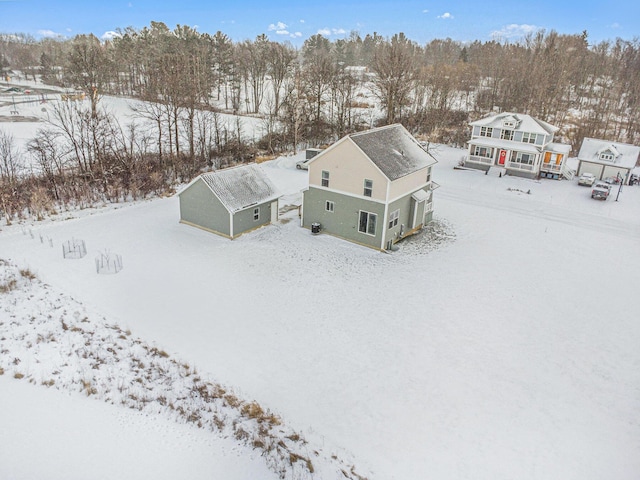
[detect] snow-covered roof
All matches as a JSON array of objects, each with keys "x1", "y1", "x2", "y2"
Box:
[
  {"x1": 189, "y1": 164, "x2": 280, "y2": 213},
  {"x1": 547, "y1": 142, "x2": 572, "y2": 155},
  {"x1": 577, "y1": 138, "x2": 640, "y2": 169},
  {"x1": 348, "y1": 124, "x2": 437, "y2": 181},
  {"x1": 470, "y1": 112, "x2": 559, "y2": 135}
]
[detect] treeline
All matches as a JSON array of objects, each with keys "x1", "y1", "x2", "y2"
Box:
[{"x1": 1, "y1": 25, "x2": 640, "y2": 222}]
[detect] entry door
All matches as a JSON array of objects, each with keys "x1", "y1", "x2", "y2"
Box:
[{"x1": 498, "y1": 149, "x2": 507, "y2": 165}]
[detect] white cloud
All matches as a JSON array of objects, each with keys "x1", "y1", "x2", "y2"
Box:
[
  {"x1": 437, "y1": 12, "x2": 453, "y2": 19},
  {"x1": 37, "y1": 29, "x2": 60, "y2": 38},
  {"x1": 317, "y1": 27, "x2": 347, "y2": 36},
  {"x1": 490, "y1": 23, "x2": 538, "y2": 40},
  {"x1": 268, "y1": 21, "x2": 288, "y2": 31},
  {"x1": 422, "y1": 9, "x2": 429, "y2": 13},
  {"x1": 101, "y1": 31, "x2": 121, "y2": 41},
  {"x1": 609, "y1": 22, "x2": 621, "y2": 29},
  {"x1": 267, "y1": 21, "x2": 302, "y2": 38}
]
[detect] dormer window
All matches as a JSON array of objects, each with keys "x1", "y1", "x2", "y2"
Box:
[
  {"x1": 501, "y1": 116, "x2": 520, "y2": 129},
  {"x1": 599, "y1": 152, "x2": 614, "y2": 161}
]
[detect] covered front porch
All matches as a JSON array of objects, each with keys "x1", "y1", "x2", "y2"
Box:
[
  {"x1": 539, "y1": 143, "x2": 572, "y2": 180},
  {"x1": 466, "y1": 138, "x2": 541, "y2": 178}
]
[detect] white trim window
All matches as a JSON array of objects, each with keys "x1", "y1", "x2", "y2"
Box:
[
  {"x1": 522, "y1": 132, "x2": 537, "y2": 144},
  {"x1": 253, "y1": 207, "x2": 260, "y2": 221},
  {"x1": 321, "y1": 170, "x2": 330, "y2": 187},
  {"x1": 358, "y1": 211, "x2": 377, "y2": 236},
  {"x1": 480, "y1": 126, "x2": 493, "y2": 137},
  {"x1": 426, "y1": 166, "x2": 432, "y2": 183},
  {"x1": 363, "y1": 179, "x2": 373, "y2": 197},
  {"x1": 500, "y1": 129, "x2": 514, "y2": 141},
  {"x1": 511, "y1": 151, "x2": 535, "y2": 165},
  {"x1": 388, "y1": 209, "x2": 399, "y2": 229},
  {"x1": 325, "y1": 200, "x2": 334, "y2": 212},
  {"x1": 599, "y1": 152, "x2": 614, "y2": 161},
  {"x1": 473, "y1": 145, "x2": 494, "y2": 158}
]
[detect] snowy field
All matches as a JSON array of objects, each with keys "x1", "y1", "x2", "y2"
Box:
[{"x1": 1, "y1": 98, "x2": 640, "y2": 478}]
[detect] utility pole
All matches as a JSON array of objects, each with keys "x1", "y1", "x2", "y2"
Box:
[{"x1": 615, "y1": 172, "x2": 624, "y2": 202}]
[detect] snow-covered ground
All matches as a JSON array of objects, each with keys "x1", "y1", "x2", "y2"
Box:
[{"x1": 1, "y1": 94, "x2": 640, "y2": 479}]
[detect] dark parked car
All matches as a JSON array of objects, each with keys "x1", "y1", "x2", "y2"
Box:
[{"x1": 591, "y1": 182, "x2": 611, "y2": 200}]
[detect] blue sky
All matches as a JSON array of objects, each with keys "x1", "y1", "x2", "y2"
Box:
[{"x1": 1, "y1": 0, "x2": 638, "y2": 46}]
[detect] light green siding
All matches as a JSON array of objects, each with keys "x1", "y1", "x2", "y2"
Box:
[
  {"x1": 303, "y1": 187, "x2": 386, "y2": 249},
  {"x1": 386, "y1": 193, "x2": 415, "y2": 240},
  {"x1": 303, "y1": 186, "x2": 435, "y2": 250},
  {"x1": 179, "y1": 178, "x2": 230, "y2": 236},
  {"x1": 233, "y1": 202, "x2": 273, "y2": 237},
  {"x1": 179, "y1": 179, "x2": 275, "y2": 238}
]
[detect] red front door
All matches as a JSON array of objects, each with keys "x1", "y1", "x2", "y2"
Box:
[{"x1": 498, "y1": 149, "x2": 507, "y2": 165}]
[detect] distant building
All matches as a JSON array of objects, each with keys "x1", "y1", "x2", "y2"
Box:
[
  {"x1": 301, "y1": 124, "x2": 437, "y2": 251},
  {"x1": 576, "y1": 138, "x2": 640, "y2": 185},
  {"x1": 179, "y1": 164, "x2": 280, "y2": 239},
  {"x1": 465, "y1": 112, "x2": 571, "y2": 179}
]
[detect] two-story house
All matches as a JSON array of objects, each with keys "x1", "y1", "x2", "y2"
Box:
[
  {"x1": 301, "y1": 124, "x2": 437, "y2": 251},
  {"x1": 465, "y1": 112, "x2": 571, "y2": 179}
]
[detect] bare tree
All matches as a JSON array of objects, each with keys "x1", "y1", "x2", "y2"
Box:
[
  {"x1": 0, "y1": 132, "x2": 23, "y2": 223},
  {"x1": 370, "y1": 33, "x2": 418, "y2": 124}
]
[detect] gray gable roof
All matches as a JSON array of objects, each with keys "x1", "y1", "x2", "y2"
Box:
[
  {"x1": 348, "y1": 124, "x2": 436, "y2": 181},
  {"x1": 198, "y1": 164, "x2": 280, "y2": 213}
]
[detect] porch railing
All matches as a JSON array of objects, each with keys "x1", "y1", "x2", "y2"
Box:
[
  {"x1": 540, "y1": 162, "x2": 561, "y2": 172},
  {"x1": 467, "y1": 155, "x2": 493, "y2": 165},
  {"x1": 506, "y1": 161, "x2": 535, "y2": 172}
]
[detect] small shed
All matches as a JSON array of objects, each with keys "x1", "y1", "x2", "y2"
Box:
[
  {"x1": 179, "y1": 164, "x2": 281, "y2": 239},
  {"x1": 576, "y1": 138, "x2": 640, "y2": 185}
]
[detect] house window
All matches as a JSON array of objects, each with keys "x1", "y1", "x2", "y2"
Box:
[
  {"x1": 321, "y1": 170, "x2": 330, "y2": 187},
  {"x1": 358, "y1": 211, "x2": 377, "y2": 236},
  {"x1": 511, "y1": 152, "x2": 534, "y2": 165},
  {"x1": 480, "y1": 126, "x2": 493, "y2": 137},
  {"x1": 253, "y1": 207, "x2": 260, "y2": 221},
  {"x1": 473, "y1": 145, "x2": 494, "y2": 158},
  {"x1": 388, "y1": 209, "x2": 399, "y2": 229},
  {"x1": 500, "y1": 129, "x2": 514, "y2": 141},
  {"x1": 426, "y1": 167, "x2": 432, "y2": 183},
  {"x1": 522, "y1": 132, "x2": 537, "y2": 144},
  {"x1": 599, "y1": 152, "x2": 614, "y2": 161},
  {"x1": 363, "y1": 179, "x2": 373, "y2": 197},
  {"x1": 325, "y1": 200, "x2": 334, "y2": 212}
]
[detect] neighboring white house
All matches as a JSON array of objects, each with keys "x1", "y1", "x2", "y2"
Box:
[
  {"x1": 465, "y1": 112, "x2": 572, "y2": 179},
  {"x1": 178, "y1": 164, "x2": 281, "y2": 239},
  {"x1": 576, "y1": 138, "x2": 640, "y2": 185}
]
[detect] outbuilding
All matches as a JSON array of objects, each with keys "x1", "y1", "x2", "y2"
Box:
[
  {"x1": 576, "y1": 138, "x2": 640, "y2": 185},
  {"x1": 179, "y1": 164, "x2": 280, "y2": 239}
]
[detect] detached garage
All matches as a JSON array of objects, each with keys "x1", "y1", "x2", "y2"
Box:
[
  {"x1": 179, "y1": 164, "x2": 280, "y2": 239},
  {"x1": 576, "y1": 138, "x2": 640, "y2": 185}
]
